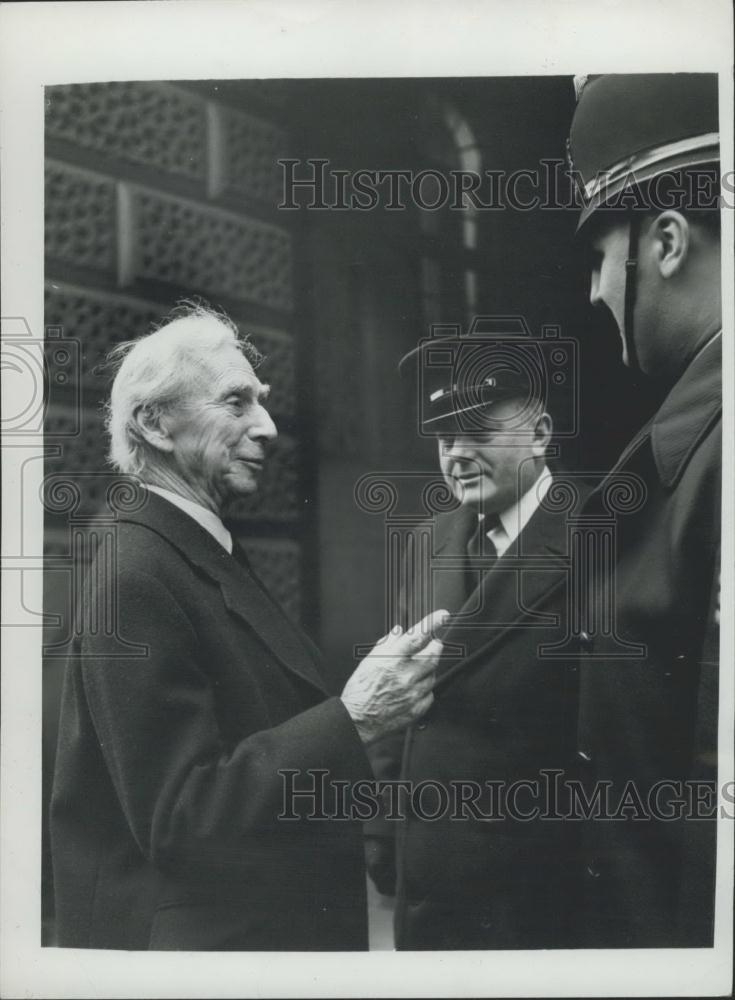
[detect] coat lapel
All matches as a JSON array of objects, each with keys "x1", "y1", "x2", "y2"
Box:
[
  {"x1": 430, "y1": 505, "x2": 478, "y2": 615},
  {"x1": 119, "y1": 490, "x2": 328, "y2": 694},
  {"x1": 218, "y1": 555, "x2": 329, "y2": 693},
  {"x1": 433, "y1": 499, "x2": 570, "y2": 689}
]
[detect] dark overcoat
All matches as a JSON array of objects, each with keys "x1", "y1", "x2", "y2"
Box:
[
  {"x1": 574, "y1": 336, "x2": 721, "y2": 947},
  {"x1": 382, "y1": 487, "x2": 583, "y2": 949},
  {"x1": 50, "y1": 490, "x2": 370, "y2": 951}
]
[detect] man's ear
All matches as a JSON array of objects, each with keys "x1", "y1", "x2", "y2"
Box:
[
  {"x1": 133, "y1": 404, "x2": 175, "y2": 454},
  {"x1": 532, "y1": 412, "x2": 553, "y2": 455},
  {"x1": 650, "y1": 210, "x2": 690, "y2": 279}
]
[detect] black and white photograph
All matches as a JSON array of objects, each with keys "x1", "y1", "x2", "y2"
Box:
[{"x1": 1, "y1": 1, "x2": 733, "y2": 997}]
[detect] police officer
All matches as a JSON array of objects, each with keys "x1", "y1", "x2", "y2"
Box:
[{"x1": 567, "y1": 74, "x2": 722, "y2": 946}]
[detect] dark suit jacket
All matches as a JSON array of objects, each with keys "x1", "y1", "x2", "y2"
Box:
[
  {"x1": 574, "y1": 336, "x2": 721, "y2": 947},
  {"x1": 371, "y1": 484, "x2": 584, "y2": 950},
  {"x1": 50, "y1": 490, "x2": 370, "y2": 951}
]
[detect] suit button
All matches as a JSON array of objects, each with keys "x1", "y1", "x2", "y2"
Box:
[
  {"x1": 579, "y1": 630, "x2": 594, "y2": 652},
  {"x1": 668, "y1": 653, "x2": 687, "y2": 676},
  {"x1": 586, "y1": 859, "x2": 603, "y2": 879},
  {"x1": 416, "y1": 721, "x2": 428, "y2": 731},
  {"x1": 664, "y1": 653, "x2": 687, "y2": 680}
]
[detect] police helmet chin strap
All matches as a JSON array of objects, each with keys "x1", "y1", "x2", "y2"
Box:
[{"x1": 623, "y1": 212, "x2": 642, "y2": 373}]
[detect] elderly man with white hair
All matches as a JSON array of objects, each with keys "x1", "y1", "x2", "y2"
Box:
[{"x1": 50, "y1": 303, "x2": 446, "y2": 951}]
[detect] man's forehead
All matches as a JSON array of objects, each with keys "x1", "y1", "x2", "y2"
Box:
[{"x1": 212, "y1": 348, "x2": 261, "y2": 386}]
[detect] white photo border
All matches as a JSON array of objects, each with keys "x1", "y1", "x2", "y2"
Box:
[{"x1": 1, "y1": 1, "x2": 733, "y2": 996}]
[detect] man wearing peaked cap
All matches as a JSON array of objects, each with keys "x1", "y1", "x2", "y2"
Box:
[
  {"x1": 568, "y1": 73, "x2": 721, "y2": 373},
  {"x1": 566, "y1": 73, "x2": 722, "y2": 947},
  {"x1": 366, "y1": 330, "x2": 586, "y2": 949}
]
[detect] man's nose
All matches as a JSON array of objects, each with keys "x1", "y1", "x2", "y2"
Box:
[{"x1": 251, "y1": 404, "x2": 278, "y2": 442}]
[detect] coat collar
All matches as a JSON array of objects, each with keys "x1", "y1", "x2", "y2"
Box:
[
  {"x1": 144, "y1": 483, "x2": 233, "y2": 553},
  {"x1": 650, "y1": 333, "x2": 722, "y2": 488},
  {"x1": 117, "y1": 489, "x2": 328, "y2": 694}
]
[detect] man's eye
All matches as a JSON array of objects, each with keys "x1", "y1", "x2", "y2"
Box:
[{"x1": 226, "y1": 396, "x2": 245, "y2": 411}]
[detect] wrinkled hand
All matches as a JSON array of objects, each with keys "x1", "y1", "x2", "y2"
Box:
[{"x1": 341, "y1": 609, "x2": 449, "y2": 746}]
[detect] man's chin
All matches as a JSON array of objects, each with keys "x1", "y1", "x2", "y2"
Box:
[{"x1": 220, "y1": 474, "x2": 260, "y2": 509}]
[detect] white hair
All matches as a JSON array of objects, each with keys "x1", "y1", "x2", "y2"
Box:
[{"x1": 105, "y1": 302, "x2": 261, "y2": 475}]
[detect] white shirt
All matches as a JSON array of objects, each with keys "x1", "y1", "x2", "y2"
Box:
[
  {"x1": 145, "y1": 484, "x2": 233, "y2": 554},
  {"x1": 478, "y1": 466, "x2": 552, "y2": 559}
]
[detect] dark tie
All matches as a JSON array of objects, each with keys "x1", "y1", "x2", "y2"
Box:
[{"x1": 465, "y1": 515, "x2": 500, "y2": 600}]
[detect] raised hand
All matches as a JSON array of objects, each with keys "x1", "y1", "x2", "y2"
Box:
[{"x1": 341, "y1": 609, "x2": 449, "y2": 745}]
